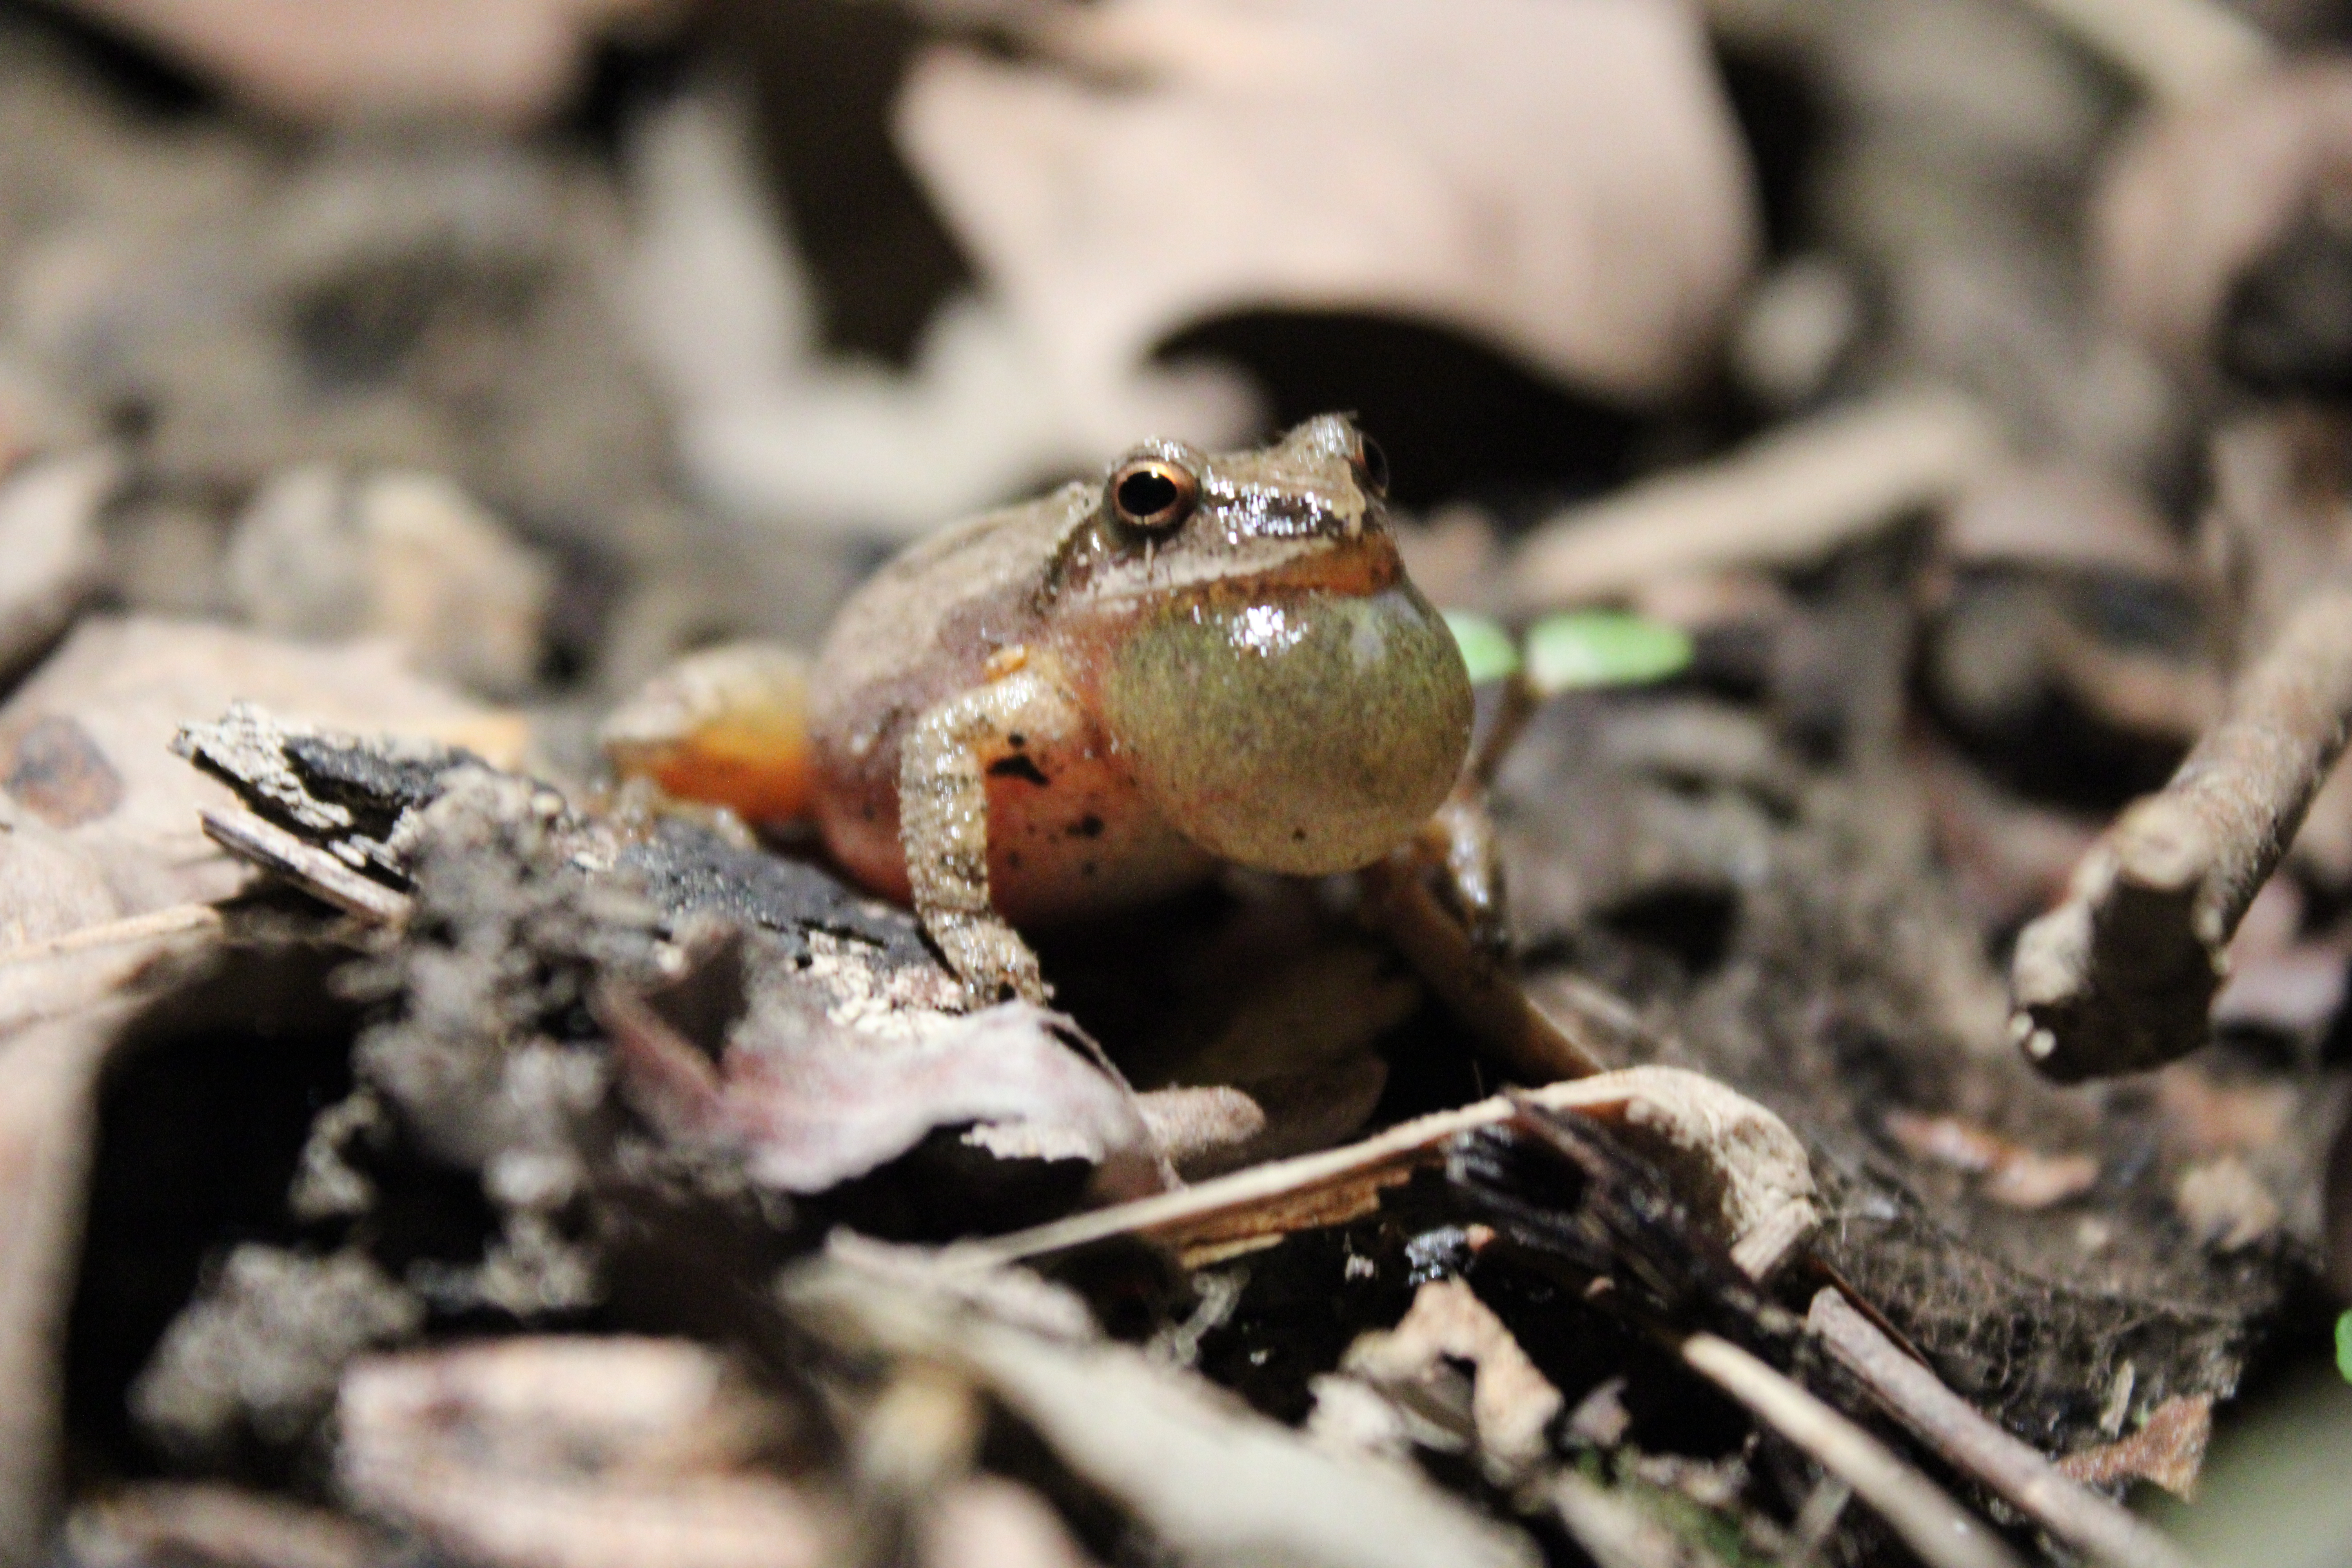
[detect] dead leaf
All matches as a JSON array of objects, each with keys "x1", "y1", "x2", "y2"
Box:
[
  {"x1": 0, "y1": 996, "x2": 146, "y2": 1565},
  {"x1": 2172, "y1": 1157, "x2": 2281, "y2": 1252},
  {"x1": 65, "y1": 1482, "x2": 387, "y2": 1568},
  {"x1": 919, "y1": 1478, "x2": 1101, "y2": 1568},
  {"x1": 64, "y1": 0, "x2": 662, "y2": 126},
  {"x1": 1340, "y1": 1278, "x2": 1564, "y2": 1478},
  {"x1": 605, "y1": 979, "x2": 1160, "y2": 1199},
  {"x1": 0, "y1": 617, "x2": 515, "y2": 950},
  {"x1": 2056, "y1": 1394, "x2": 2215, "y2": 1498},
  {"x1": 900, "y1": 0, "x2": 1757, "y2": 412},
  {"x1": 785, "y1": 1238, "x2": 1540, "y2": 1568},
  {"x1": 0, "y1": 449, "x2": 113, "y2": 680},
  {"x1": 1882, "y1": 1110, "x2": 2100, "y2": 1210},
  {"x1": 339, "y1": 1336, "x2": 835, "y2": 1568}
]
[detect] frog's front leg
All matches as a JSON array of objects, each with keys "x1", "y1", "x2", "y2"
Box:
[{"x1": 898, "y1": 662, "x2": 1076, "y2": 1006}]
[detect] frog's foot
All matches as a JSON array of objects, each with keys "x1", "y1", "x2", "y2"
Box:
[
  {"x1": 929, "y1": 910, "x2": 1050, "y2": 1007},
  {"x1": 1424, "y1": 786, "x2": 1510, "y2": 958},
  {"x1": 899, "y1": 666, "x2": 1075, "y2": 1009},
  {"x1": 600, "y1": 641, "x2": 817, "y2": 826}
]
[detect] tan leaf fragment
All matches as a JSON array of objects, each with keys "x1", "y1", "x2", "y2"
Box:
[
  {"x1": 2056, "y1": 1394, "x2": 2215, "y2": 1498},
  {"x1": 1341, "y1": 1278, "x2": 1563, "y2": 1477},
  {"x1": 339, "y1": 1336, "x2": 835, "y2": 1568}
]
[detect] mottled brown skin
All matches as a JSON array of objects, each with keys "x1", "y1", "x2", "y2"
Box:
[{"x1": 809, "y1": 415, "x2": 1472, "y2": 1003}]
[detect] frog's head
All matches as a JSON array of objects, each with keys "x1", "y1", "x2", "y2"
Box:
[{"x1": 1065, "y1": 415, "x2": 1473, "y2": 875}]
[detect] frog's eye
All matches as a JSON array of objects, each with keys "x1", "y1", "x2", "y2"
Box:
[
  {"x1": 1350, "y1": 434, "x2": 1390, "y2": 499},
  {"x1": 1109, "y1": 459, "x2": 1198, "y2": 533}
]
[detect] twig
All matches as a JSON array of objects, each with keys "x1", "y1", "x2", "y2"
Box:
[
  {"x1": 1504, "y1": 387, "x2": 1998, "y2": 613},
  {"x1": 2015, "y1": 0, "x2": 2272, "y2": 109},
  {"x1": 0, "y1": 903, "x2": 221, "y2": 967},
  {"x1": 200, "y1": 807, "x2": 414, "y2": 924},
  {"x1": 2009, "y1": 572, "x2": 2352, "y2": 1078},
  {"x1": 977, "y1": 1065, "x2": 1815, "y2": 1275},
  {"x1": 1679, "y1": 1333, "x2": 2024, "y2": 1568},
  {"x1": 1808, "y1": 1289, "x2": 2203, "y2": 1568}
]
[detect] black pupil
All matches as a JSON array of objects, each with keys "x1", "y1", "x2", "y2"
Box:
[
  {"x1": 1118, "y1": 469, "x2": 1180, "y2": 520},
  {"x1": 1357, "y1": 437, "x2": 1389, "y2": 494}
]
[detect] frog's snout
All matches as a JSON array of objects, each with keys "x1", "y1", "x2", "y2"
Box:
[{"x1": 1102, "y1": 583, "x2": 1472, "y2": 873}]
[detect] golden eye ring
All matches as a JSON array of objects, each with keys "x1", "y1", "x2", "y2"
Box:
[
  {"x1": 1351, "y1": 433, "x2": 1390, "y2": 498},
  {"x1": 1108, "y1": 458, "x2": 1198, "y2": 533}
]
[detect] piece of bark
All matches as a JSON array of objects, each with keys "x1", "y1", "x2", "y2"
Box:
[{"x1": 2009, "y1": 568, "x2": 2352, "y2": 1078}]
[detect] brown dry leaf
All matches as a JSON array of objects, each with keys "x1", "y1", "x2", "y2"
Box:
[
  {"x1": 606, "y1": 978, "x2": 1159, "y2": 1199},
  {"x1": 0, "y1": 997, "x2": 144, "y2": 1566},
  {"x1": 0, "y1": 449, "x2": 114, "y2": 681},
  {"x1": 898, "y1": 0, "x2": 1757, "y2": 416},
  {"x1": 2056, "y1": 1394, "x2": 2215, "y2": 1498},
  {"x1": 65, "y1": 1482, "x2": 387, "y2": 1568},
  {"x1": 785, "y1": 1238, "x2": 1540, "y2": 1568},
  {"x1": 2154, "y1": 1066, "x2": 2296, "y2": 1159},
  {"x1": 0, "y1": 617, "x2": 517, "y2": 953},
  {"x1": 1882, "y1": 1109, "x2": 2100, "y2": 1210},
  {"x1": 2172, "y1": 1157, "x2": 2282, "y2": 1252},
  {"x1": 1938, "y1": 461, "x2": 2191, "y2": 581},
  {"x1": 2096, "y1": 62, "x2": 2352, "y2": 372},
  {"x1": 339, "y1": 1336, "x2": 835, "y2": 1568},
  {"x1": 919, "y1": 1478, "x2": 1102, "y2": 1568},
  {"x1": 1339, "y1": 1278, "x2": 1564, "y2": 1478},
  {"x1": 65, "y1": 0, "x2": 662, "y2": 127}
]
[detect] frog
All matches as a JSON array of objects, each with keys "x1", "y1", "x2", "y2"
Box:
[{"x1": 801, "y1": 413, "x2": 1474, "y2": 1005}]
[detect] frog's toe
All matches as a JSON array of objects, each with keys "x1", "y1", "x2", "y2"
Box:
[
  {"x1": 934, "y1": 918, "x2": 1051, "y2": 1008},
  {"x1": 601, "y1": 640, "x2": 816, "y2": 826}
]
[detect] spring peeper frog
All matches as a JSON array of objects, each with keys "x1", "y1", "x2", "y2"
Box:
[{"x1": 805, "y1": 414, "x2": 1472, "y2": 1004}]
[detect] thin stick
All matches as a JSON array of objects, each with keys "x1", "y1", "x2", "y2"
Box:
[
  {"x1": 1505, "y1": 388, "x2": 1998, "y2": 613},
  {"x1": 2010, "y1": 573, "x2": 2352, "y2": 1078},
  {"x1": 199, "y1": 808, "x2": 412, "y2": 924},
  {"x1": 1808, "y1": 1289, "x2": 2202, "y2": 1568},
  {"x1": 976, "y1": 1071, "x2": 1742, "y2": 1268},
  {"x1": 0, "y1": 903, "x2": 221, "y2": 966},
  {"x1": 1679, "y1": 1333, "x2": 2024, "y2": 1568}
]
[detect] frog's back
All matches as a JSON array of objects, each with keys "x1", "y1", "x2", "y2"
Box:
[{"x1": 810, "y1": 482, "x2": 1087, "y2": 776}]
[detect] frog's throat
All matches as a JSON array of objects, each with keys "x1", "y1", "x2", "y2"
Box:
[{"x1": 1096, "y1": 580, "x2": 1473, "y2": 875}]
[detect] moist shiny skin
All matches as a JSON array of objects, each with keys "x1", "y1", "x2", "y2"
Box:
[{"x1": 807, "y1": 416, "x2": 1472, "y2": 925}]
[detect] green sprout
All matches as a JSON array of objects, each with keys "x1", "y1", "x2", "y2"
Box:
[
  {"x1": 1442, "y1": 610, "x2": 1522, "y2": 685},
  {"x1": 1524, "y1": 610, "x2": 1695, "y2": 695}
]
